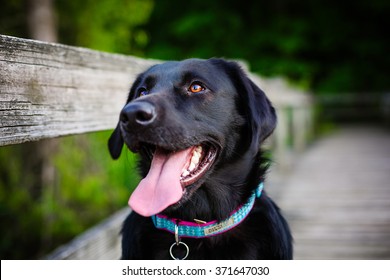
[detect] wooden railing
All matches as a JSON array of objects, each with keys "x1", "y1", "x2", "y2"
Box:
[
  {"x1": 0, "y1": 34, "x2": 313, "y2": 259},
  {"x1": 0, "y1": 35, "x2": 158, "y2": 146}
]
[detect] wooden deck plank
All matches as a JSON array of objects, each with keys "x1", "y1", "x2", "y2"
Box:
[{"x1": 273, "y1": 126, "x2": 390, "y2": 259}]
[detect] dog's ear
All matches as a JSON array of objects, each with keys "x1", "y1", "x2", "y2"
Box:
[
  {"x1": 243, "y1": 77, "x2": 277, "y2": 151},
  {"x1": 107, "y1": 74, "x2": 145, "y2": 159},
  {"x1": 108, "y1": 123, "x2": 124, "y2": 159},
  {"x1": 211, "y1": 59, "x2": 277, "y2": 152}
]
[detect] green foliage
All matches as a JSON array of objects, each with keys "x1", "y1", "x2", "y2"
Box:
[
  {"x1": 144, "y1": 0, "x2": 389, "y2": 93},
  {"x1": 56, "y1": 0, "x2": 154, "y2": 55},
  {"x1": 0, "y1": 132, "x2": 140, "y2": 259}
]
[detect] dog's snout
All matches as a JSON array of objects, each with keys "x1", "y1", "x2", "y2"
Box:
[{"x1": 120, "y1": 102, "x2": 156, "y2": 127}]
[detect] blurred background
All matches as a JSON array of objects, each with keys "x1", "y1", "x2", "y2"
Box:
[{"x1": 0, "y1": 0, "x2": 389, "y2": 259}]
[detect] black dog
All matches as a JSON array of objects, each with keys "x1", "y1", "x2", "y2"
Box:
[{"x1": 108, "y1": 58, "x2": 292, "y2": 259}]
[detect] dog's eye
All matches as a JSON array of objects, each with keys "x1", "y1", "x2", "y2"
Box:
[
  {"x1": 189, "y1": 83, "x2": 205, "y2": 94},
  {"x1": 138, "y1": 87, "x2": 148, "y2": 97}
]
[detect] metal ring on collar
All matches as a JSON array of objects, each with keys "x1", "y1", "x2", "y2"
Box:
[{"x1": 169, "y1": 241, "x2": 189, "y2": 260}]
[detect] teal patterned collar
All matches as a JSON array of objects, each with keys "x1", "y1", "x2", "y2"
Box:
[{"x1": 151, "y1": 182, "x2": 264, "y2": 239}]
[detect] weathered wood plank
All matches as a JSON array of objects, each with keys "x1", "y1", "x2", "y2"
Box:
[{"x1": 0, "y1": 35, "x2": 159, "y2": 146}]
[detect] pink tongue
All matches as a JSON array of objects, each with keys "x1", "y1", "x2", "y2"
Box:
[{"x1": 128, "y1": 147, "x2": 193, "y2": 217}]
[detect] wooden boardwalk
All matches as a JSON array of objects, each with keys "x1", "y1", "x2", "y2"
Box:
[{"x1": 270, "y1": 125, "x2": 390, "y2": 259}]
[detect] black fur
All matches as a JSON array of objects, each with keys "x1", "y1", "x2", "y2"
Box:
[{"x1": 108, "y1": 58, "x2": 293, "y2": 259}]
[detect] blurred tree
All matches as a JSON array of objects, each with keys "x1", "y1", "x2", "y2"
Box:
[
  {"x1": 144, "y1": 0, "x2": 389, "y2": 93},
  {"x1": 25, "y1": 0, "x2": 60, "y2": 255},
  {"x1": 27, "y1": 0, "x2": 57, "y2": 42}
]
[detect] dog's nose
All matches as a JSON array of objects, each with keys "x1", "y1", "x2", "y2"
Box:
[{"x1": 120, "y1": 102, "x2": 156, "y2": 127}]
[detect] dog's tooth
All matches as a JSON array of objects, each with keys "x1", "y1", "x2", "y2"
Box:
[
  {"x1": 191, "y1": 153, "x2": 200, "y2": 164},
  {"x1": 191, "y1": 157, "x2": 199, "y2": 165},
  {"x1": 196, "y1": 146, "x2": 203, "y2": 153},
  {"x1": 182, "y1": 170, "x2": 190, "y2": 177},
  {"x1": 189, "y1": 162, "x2": 196, "y2": 171}
]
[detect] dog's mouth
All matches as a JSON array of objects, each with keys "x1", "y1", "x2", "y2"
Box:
[
  {"x1": 180, "y1": 144, "x2": 217, "y2": 187},
  {"x1": 128, "y1": 143, "x2": 218, "y2": 217}
]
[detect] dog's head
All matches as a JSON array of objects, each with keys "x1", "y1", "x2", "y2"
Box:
[{"x1": 108, "y1": 58, "x2": 276, "y2": 217}]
